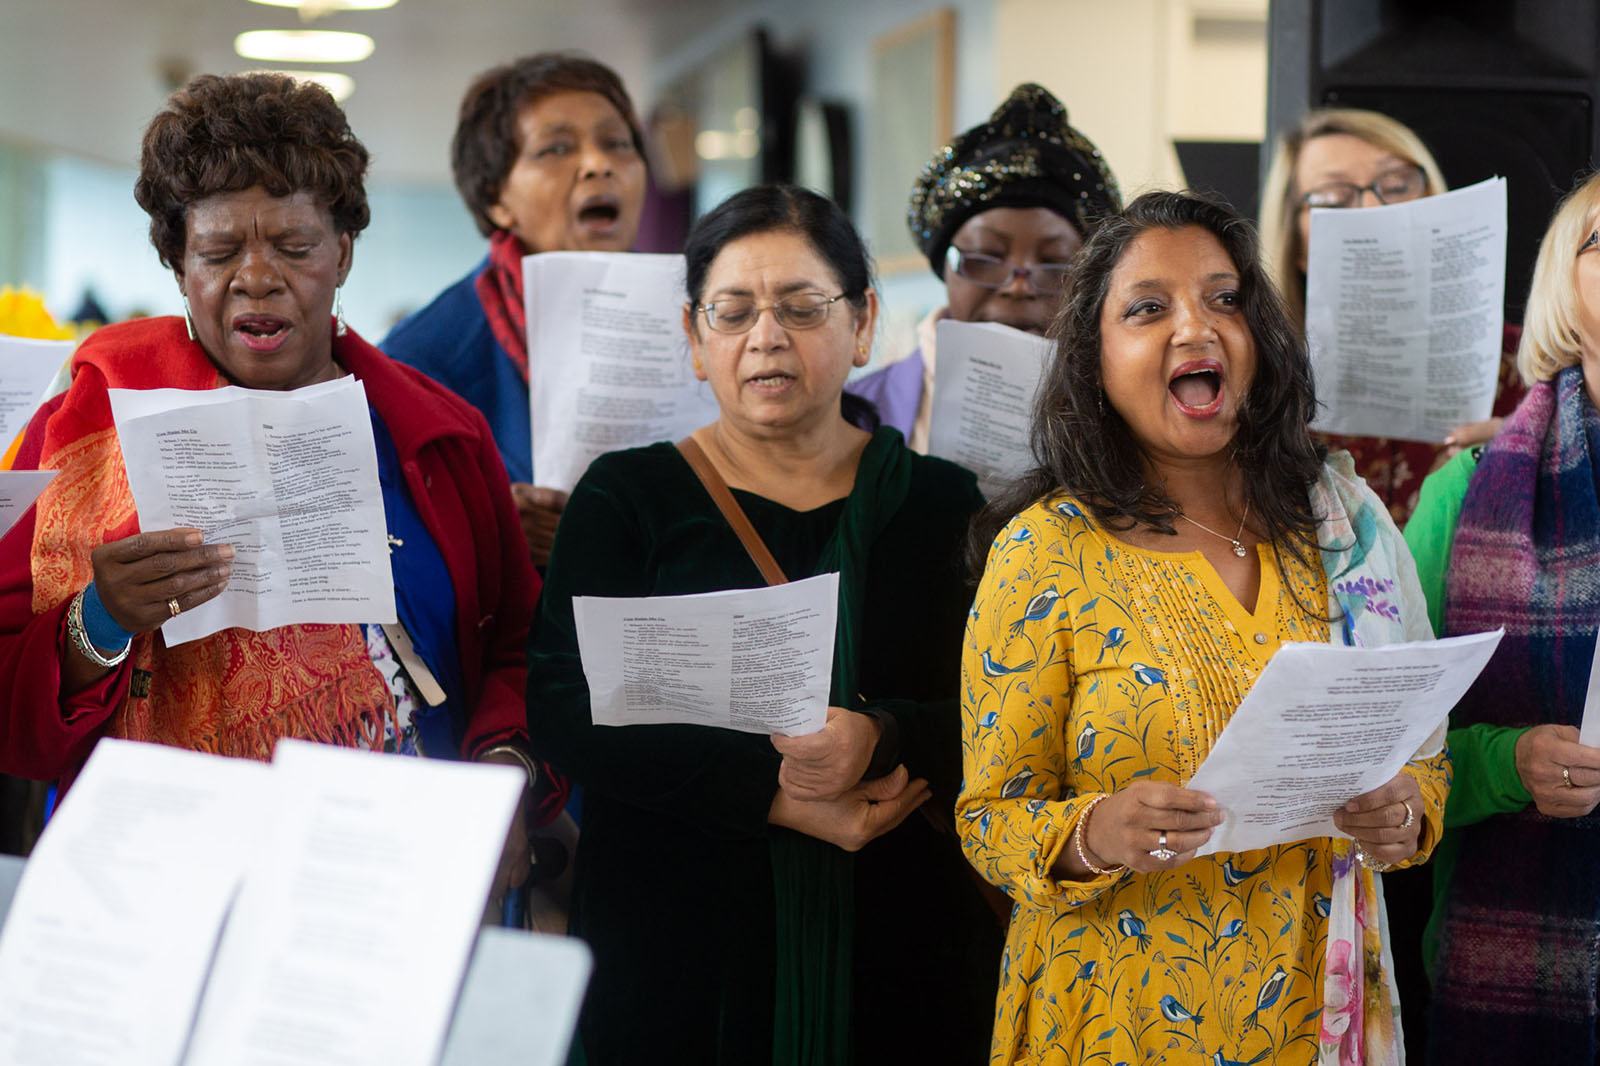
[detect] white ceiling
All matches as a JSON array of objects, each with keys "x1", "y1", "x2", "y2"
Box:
[{"x1": 0, "y1": 0, "x2": 745, "y2": 183}]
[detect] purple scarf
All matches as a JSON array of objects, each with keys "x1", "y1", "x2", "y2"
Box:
[{"x1": 1430, "y1": 366, "x2": 1600, "y2": 1063}]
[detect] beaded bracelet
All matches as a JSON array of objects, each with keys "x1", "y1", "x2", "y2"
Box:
[
  {"x1": 1072, "y1": 794, "x2": 1125, "y2": 877},
  {"x1": 66, "y1": 589, "x2": 131, "y2": 668}
]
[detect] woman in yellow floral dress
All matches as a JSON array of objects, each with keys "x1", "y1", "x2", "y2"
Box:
[{"x1": 958, "y1": 191, "x2": 1449, "y2": 1066}]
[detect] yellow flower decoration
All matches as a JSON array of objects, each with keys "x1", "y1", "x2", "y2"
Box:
[{"x1": 0, "y1": 287, "x2": 75, "y2": 340}]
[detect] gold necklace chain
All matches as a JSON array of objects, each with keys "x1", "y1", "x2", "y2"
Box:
[{"x1": 1178, "y1": 500, "x2": 1251, "y2": 558}]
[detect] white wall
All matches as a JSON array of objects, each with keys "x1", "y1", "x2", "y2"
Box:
[
  {"x1": 647, "y1": 0, "x2": 999, "y2": 368},
  {"x1": 994, "y1": 0, "x2": 1267, "y2": 197}
]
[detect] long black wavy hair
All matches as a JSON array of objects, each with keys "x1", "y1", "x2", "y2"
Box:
[{"x1": 968, "y1": 190, "x2": 1326, "y2": 576}]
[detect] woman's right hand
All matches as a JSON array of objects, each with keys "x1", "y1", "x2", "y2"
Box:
[
  {"x1": 1514, "y1": 724, "x2": 1600, "y2": 818},
  {"x1": 768, "y1": 765, "x2": 930, "y2": 852},
  {"x1": 1084, "y1": 781, "x2": 1222, "y2": 873},
  {"x1": 91, "y1": 528, "x2": 233, "y2": 634}
]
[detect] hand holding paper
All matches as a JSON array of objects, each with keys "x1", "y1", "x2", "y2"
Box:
[
  {"x1": 109, "y1": 377, "x2": 396, "y2": 644},
  {"x1": 1186, "y1": 630, "x2": 1501, "y2": 856},
  {"x1": 574, "y1": 573, "x2": 839, "y2": 736}
]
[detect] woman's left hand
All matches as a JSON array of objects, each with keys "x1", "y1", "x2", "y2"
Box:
[
  {"x1": 772, "y1": 706, "x2": 881, "y2": 802},
  {"x1": 478, "y1": 749, "x2": 533, "y2": 899},
  {"x1": 1333, "y1": 771, "x2": 1423, "y2": 867}
]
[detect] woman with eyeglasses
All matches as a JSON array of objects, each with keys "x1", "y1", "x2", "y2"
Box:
[
  {"x1": 1406, "y1": 169, "x2": 1600, "y2": 1064},
  {"x1": 1259, "y1": 107, "x2": 1525, "y2": 526},
  {"x1": 846, "y1": 84, "x2": 1122, "y2": 452},
  {"x1": 527, "y1": 184, "x2": 1005, "y2": 1066}
]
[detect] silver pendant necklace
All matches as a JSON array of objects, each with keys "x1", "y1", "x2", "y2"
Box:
[{"x1": 1179, "y1": 500, "x2": 1251, "y2": 558}]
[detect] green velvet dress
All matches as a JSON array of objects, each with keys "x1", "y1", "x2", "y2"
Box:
[{"x1": 527, "y1": 430, "x2": 1004, "y2": 1066}]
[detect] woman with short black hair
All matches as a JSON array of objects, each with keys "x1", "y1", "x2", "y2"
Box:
[
  {"x1": 0, "y1": 73, "x2": 558, "y2": 901},
  {"x1": 529, "y1": 183, "x2": 1003, "y2": 1066},
  {"x1": 383, "y1": 51, "x2": 648, "y2": 565}
]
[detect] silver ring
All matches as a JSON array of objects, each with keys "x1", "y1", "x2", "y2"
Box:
[
  {"x1": 1399, "y1": 801, "x2": 1414, "y2": 829},
  {"x1": 167, "y1": 598, "x2": 182, "y2": 618},
  {"x1": 1148, "y1": 835, "x2": 1176, "y2": 861},
  {"x1": 1563, "y1": 766, "x2": 1575, "y2": 788}
]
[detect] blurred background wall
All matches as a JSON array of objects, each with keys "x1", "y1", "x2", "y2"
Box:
[{"x1": 0, "y1": 0, "x2": 1269, "y2": 351}]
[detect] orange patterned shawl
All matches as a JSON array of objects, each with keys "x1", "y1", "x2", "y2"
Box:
[{"x1": 32, "y1": 317, "x2": 392, "y2": 759}]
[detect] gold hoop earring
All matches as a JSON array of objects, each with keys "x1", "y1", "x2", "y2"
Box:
[{"x1": 182, "y1": 295, "x2": 197, "y2": 342}]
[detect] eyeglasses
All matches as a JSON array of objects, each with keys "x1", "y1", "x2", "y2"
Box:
[
  {"x1": 945, "y1": 245, "x2": 1071, "y2": 294},
  {"x1": 1300, "y1": 164, "x2": 1428, "y2": 210},
  {"x1": 696, "y1": 292, "x2": 849, "y2": 334}
]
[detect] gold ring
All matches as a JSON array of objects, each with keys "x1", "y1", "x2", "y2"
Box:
[
  {"x1": 167, "y1": 598, "x2": 181, "y2": 618},
  {"x1": 1399, "y1": 801, "x2": 1414, "y2": 829},
  {"x1": 1563, "y1": 766, "x2": 1575, "y2": 788}
]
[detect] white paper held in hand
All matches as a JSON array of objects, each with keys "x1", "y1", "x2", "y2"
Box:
[
  {"x1": 1577, "y1": 627, "x2": 1600, "y2": 749},
  {"x1": 574, "y1": 572, "x2": 840, "y2": 736},
  {"x1": 0, "y1": 469, "x2": 56, "y2": 544},
  {"x1": 0, "y1": 739, "x2": 270, "y2": 1066},
  {"x1": 0, "y1": 335, "x2": 72, "y2": 448},
  {"x1": 524, "y1": 251, "x2": 720, "y2": 493},
  {"x1": 1187, "y1": 629, "x2": 1502, "y2": 855},
  {"x1": 1306, "y1": 177, "x2": 1507, "y2": 443},
  {"x1": 926, "y1": 320, "x2": 1051, "y2": 498},
  {"x1": 108, "y1": 376, "x2": 396, "y2": 644},
  {"x1": 183, "y1": 739, "x2": 525, "y2": 1066}
]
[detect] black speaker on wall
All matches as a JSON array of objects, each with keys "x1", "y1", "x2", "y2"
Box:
[{"x1": 1266, "y1": 0, "x2": 1600, "y2": 322}]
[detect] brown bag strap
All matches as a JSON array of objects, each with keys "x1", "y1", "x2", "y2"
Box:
[{"x1": 676, "y1": 436, "x2": 788, "y2": 586}]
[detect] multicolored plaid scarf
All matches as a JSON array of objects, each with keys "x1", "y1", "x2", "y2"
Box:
[
  {"x1": 1430, "y1": 366, "x2": 1600, "y2": 1062},
  {"x1": 32, "y1": 316, "x2": 393, "y2": 763},
  {"x1": 473, "y1": 229, "x2": 529, "y2": 383}
]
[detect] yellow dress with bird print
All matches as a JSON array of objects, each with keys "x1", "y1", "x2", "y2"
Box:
[{"x1": 958, "y1": 495, "x2": 1448, "y2": 1066}]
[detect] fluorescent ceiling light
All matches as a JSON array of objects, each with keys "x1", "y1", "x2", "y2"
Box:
[
  {"x1": 248, "y1": 0, "x2": 397, "y2": 9},
  {"x1": 235, "y1": 30, "x2": 374, "y2": 63},
  {"x1": 258, "y1": 70, "x2": 356, "y2": 101}
]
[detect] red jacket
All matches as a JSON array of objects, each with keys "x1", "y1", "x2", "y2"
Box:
[{"x1": 0, "y1": 317, "x2": 561, "y2": 814}]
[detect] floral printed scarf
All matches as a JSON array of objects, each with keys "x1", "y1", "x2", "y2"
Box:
[{"x1": 1309, "y1": 450, "x2": 1439, "y2": 1066}]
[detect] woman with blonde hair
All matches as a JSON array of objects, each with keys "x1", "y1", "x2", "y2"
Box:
[
  {"x1": 1407, "y1": 168, "x2": 1600, "y2": 1063},
  {"x1": 1258, "y1": 107, "x2": 1521, "y2": 524}
]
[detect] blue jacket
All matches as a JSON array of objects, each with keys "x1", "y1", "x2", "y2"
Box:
[{"x1": 381, "y1": 258, "x2": 533, "y2": 484}]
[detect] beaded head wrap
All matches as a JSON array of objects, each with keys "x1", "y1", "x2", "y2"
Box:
[{"x1": 908, "y1": 83, "x2": 1122, "y2": 278}]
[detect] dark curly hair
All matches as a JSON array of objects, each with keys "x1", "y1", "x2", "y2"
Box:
[
  {"x1": 452, "y1": 52, "x2": 644, "y2": 238},
  {"x1": 134, "y1": 73, "x2": 369, "y2": 270},
  {"x1": 969, "y1": 190, "x2": 1326, "y2": 576}
]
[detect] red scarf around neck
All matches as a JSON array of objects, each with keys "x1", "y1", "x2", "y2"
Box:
[{"x1": 474, "y1": 229, "x2": 529, "y2": 382}]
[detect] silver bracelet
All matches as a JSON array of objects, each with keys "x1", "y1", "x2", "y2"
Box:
[
  {"x1": 66, "y1": 589, "x2": 131, "y2": 668},
  {"x1": 478, "y1": 744, "x2": 538, "y2": 792}
]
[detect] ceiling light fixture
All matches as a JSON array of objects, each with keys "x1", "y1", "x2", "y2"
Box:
[
  {"x1": 248, "y1": 0, "x2": 397, "y2": 9},
  {"x1": 257, "y1": 70, "x2": 356, "y2": 101},
  {"x1": 234, "y1": 30, "x2": 375, "y2": 64}
]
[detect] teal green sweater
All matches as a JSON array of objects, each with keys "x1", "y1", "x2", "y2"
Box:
[{"x1": 1402, "y1": 447, "x2": 1532, "y2": 976}]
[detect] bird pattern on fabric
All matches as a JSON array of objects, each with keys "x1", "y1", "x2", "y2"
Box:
[{"x1": 957, "y1": 496, "x2": 1450, "y2": 1066}]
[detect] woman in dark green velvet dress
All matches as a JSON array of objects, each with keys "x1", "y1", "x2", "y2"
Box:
[{"x1": 527, "y1": 185, "x2": 1004, "y2": 1065}]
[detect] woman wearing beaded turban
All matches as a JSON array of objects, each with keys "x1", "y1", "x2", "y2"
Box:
[
  {"x1": 846, "y1": 84, "x2": 1121, "y2": 452},
  {"x1": 0, "y1": 73, "x2": 562, "y2": 898}
]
